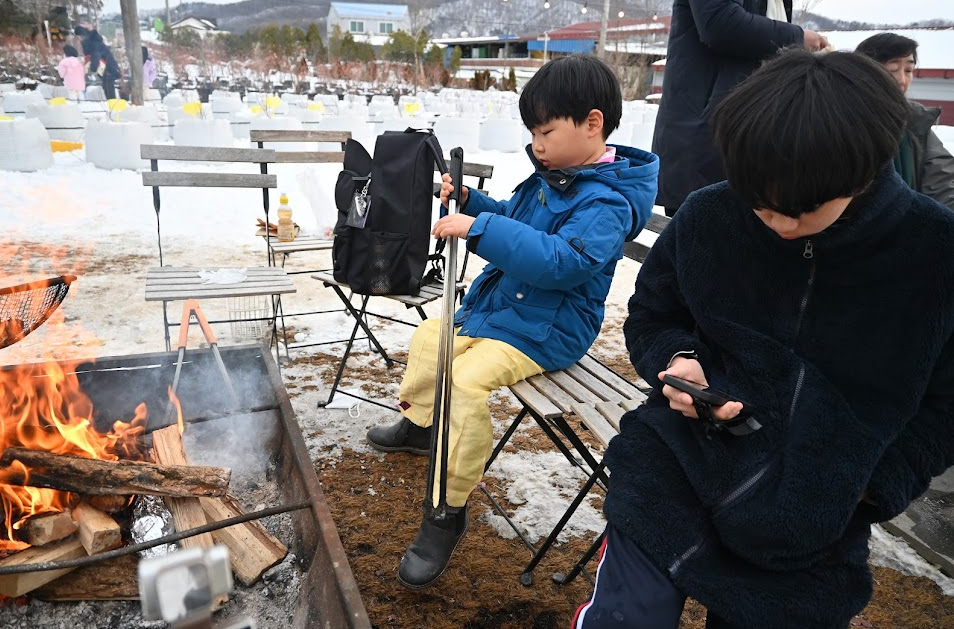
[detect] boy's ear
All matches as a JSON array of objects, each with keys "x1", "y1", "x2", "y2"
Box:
[{"x1": 586, "y1": 109, "x2": 604, "y2": 137}]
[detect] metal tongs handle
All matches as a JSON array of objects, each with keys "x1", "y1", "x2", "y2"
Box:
[{"x1": 426, "y1": 147, "x2": 465, "y2": 517}]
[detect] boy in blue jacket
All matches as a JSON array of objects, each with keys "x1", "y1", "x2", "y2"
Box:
[
  {"x1": 366, "y1": 54, "x2": 659, "y2": 589},
  {"x1": 576, "y1": 50, "x2": 954, "y2": 628}
]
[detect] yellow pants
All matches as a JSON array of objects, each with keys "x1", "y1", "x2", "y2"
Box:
[{"x1": 399, "y1": 318, "x2": 544, "y2": 508}]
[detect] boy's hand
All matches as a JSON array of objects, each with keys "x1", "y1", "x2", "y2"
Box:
[
  {"x1": 439, "y1": 173, "x2": 469, "y2": 209},
  {"x1": 658, "y1": 357, "x2": 743, "y2": 421},
  {"x1": 432, "y1": 214, "x2": 475, "y2": 239}
]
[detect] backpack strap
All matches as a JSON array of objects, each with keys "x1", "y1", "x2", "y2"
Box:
[{"x1": 424, "y1": 131, "x2": 451, "y2": 257}]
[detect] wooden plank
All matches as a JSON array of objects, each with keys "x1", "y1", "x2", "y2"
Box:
[
  {"x1": 151, "y1": 426, "x2": 215, "y2": 551},
  {"x1": 620, "y1": 397, "x2": 645, "y2": 412},
  {"x1": 595, "y1": 400, "x2": 628, "y2": 433},
  {"x1": 199, "y1": 495, "x2": 288, "y2": 586},
  {"x1": 268, "y1": 238, "x2": 333, "y2": 253},
  {"x1": 548, "y1": 369, "x2": 603, "y2": 403},
  {"x1": 564, "y1": 363, "x2": 623, "y2": 401},
  {"x1": 508, "y1": 380, "x2": 563, "y2": 419},
  {"x1": 577, "y1": 355, "x2": 643, "y2": 400},
  {"x1": 19, "y1": 512, "x2": 78, "y2": 546},
  {"x1": 526, "y1": 374, "x2": 577, "y2": 413},
  {"x1": 623, "y1": 241, "x2": 651, "y2": 263},
  {"x1": 72, "y1": 502, "x2": 122, "y2": 555},
  {"x1": 571, "y1": 403, "x2": 618, "y2": 449},
  {"x1": 141, "y1": 144, "x2": 277, "y2": 163},
  {"x1": 31, "y1": 554, "x2": 139, "y2": 600},
  {"x1": 144, "y1": 274, "x2": 294, "y2": 287},
  {"x1": 250, "y1": 129, "x2": 351, "y2": 143},
  {"x1": 0, "y1": 536, "x2": 87, "y2": 596},
  {"x1": 645, "y1": 213, "x2": 670, "y2": 235},
  {"x1": 144, "y1": 284, "x2": 296, "y2": 301},
  {"x1": 146, "y1": 266, "x2": 289, "y2": 277},
  {"x1": 271, "y1": 151, "x2": 345, "y2": 164},
  {"x1": 433, "y1": 161, "x2": 494, "y2": 179},
  {"x1": 142, "y1": 171, "x2": 277, "y2": 189}
]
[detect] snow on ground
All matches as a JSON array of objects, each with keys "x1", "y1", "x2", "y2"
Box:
[{"x1": 1, "y1": 126, "x2": 953, "y2": 594}]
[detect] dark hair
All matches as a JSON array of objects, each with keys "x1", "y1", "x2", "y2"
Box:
[
  {"x1": 142, "y1": 45, "x2": 149, "y2": 61},
  {"x1": 518, "y1": 53, "x2": 622, "y2": 139},
  {"x1": 73, "y1": 25, "x2": 89, "y2": 36},
  {"x1": 63, "y1": 44, "x2": 78, "y2": 57},
  {"x1": 855, "y1": 33, "x2": 918, "y2": 66},
  {"x1": 710, "y1": 49, "x2": 908, "y2": 217}
]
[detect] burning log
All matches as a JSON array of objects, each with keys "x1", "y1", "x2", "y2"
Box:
[
  {"x1": 0, "y1": 535, "x2": 86, "y2": 597},
  {"x1": 0, "y1": 447, "x2": 231, "y2": 498},
  {"x1": 200, "y1": 495, "x2": 287, "y2": 586},
  {"x1": 18, "y1": 511, "x2": 78, "y2": 547},
  {"x1": 31, "y1": 554, "x2": 139, "y2": 601},
  {"x1": 72, "y1": 502, "x2": 122, "y2": 555},
  {"x1": 150, "y1": 426, "x2": 215, "y2": 550}
]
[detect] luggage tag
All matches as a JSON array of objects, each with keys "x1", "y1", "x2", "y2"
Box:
[{"x1": 346, "y1": 177, "x2": 371, "y2": 229}]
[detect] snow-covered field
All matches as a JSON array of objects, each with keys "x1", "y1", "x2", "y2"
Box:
[{"x1": 1, "y1": 120, "x2": 953, "y2": 597}]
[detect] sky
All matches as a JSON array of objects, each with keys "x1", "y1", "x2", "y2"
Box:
[{"x1": 101, "y1": 0, "x2": 954, "y2": 26}]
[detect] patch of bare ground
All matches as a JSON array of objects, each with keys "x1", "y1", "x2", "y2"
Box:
[{"x1": 307, "y1": 347, "x2": 954, "y2": 629}]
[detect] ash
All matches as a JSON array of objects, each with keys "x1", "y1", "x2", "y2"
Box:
[{"x1": 1, "y1": 422, "x2": 306, "y2": 629}]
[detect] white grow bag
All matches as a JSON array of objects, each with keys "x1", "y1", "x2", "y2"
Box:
[
  {"x1": 85, "y1": 120, "x2": 152, "y2": 170},
  {"x1": 173, "y1": 118, "x2": 233, "y2": 147},
  {"x1": 0, "y1": 118, "x2": 53, "y2": 171},
  {"x1": 26, "y1": 103, "x2": 86, "y2": 142}
]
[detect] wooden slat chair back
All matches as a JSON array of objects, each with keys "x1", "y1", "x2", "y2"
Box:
[
  {"x1": 488, "y1": 211, "x2": 671, "y2": 585},
  {"x1": 249, "y1": 129, "x2": 353, "y2": 266}
]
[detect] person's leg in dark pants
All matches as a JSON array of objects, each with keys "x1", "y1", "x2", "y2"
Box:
[
  {"x1": 572, "y1": 525, "x2": 685, "y2": 629},
  {"x1": 102, "y1": 76, "x2": 116, "y2": 100}
]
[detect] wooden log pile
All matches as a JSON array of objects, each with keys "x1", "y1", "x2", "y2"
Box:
[{"x1": 0, "y1": 436, "x2": 288, "y2": 599}]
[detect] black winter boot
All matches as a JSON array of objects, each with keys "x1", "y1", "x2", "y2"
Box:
[
  {"x1": 397, "y1": 505, "x2": 468, "y2": 589},
  {"x1": 366, "y1": 416, "x2": 432, "y2": 456}
]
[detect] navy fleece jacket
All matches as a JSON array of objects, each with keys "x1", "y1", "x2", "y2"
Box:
[{"x1": 604, "y1": 166, "x2": 954, "y2": 628}]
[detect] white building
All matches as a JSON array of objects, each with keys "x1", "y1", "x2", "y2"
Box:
[
  {"x1": 326, "y1": 2, "x2": 410, "y2": 47},
  {"x1": 169, "y1": 16, "x2": 226, "y2": 39}
]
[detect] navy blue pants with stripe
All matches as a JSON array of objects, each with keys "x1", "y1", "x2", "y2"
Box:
[{"x1": 572, "y1": 525, "x2": 737, "y2": 629}]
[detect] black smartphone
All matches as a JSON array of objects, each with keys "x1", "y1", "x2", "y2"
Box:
[
  {"x1": 662, "y1": 375, "x2": 733, "y2": 407},
  {"x1": 661, "y1": 375, "x2": 761, "y2": 436}
]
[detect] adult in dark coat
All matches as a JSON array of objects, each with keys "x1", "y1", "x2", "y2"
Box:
[
  {"x1": 575, "y1": 50, "x2": 954, "y2": 629},
  {"x1": 652, "y1": 0, "x2": 828, "y2": 216},
  {"x1": 74, "y1": 25, "x2": 121, "y2": 100},
  {"x1": 856, "y1": 32, "x2": 954, "y2": 211}
]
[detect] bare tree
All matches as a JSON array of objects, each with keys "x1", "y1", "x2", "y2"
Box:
[
  {"x1": 119, "y1": 0, "x2": 143, "y2": 105},
  {"x1": 793, "y1": 0, "x2": 826, "y2": 24}
]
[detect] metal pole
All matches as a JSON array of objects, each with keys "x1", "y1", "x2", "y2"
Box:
[{"x1": 598, "y1": 0, "x2": 611, "y2": 58}]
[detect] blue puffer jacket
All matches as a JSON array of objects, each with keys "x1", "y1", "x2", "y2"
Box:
[
  {"x1": 455, "y1": 144, "x2": 658, "y2": 371},
  {"x1": 605, "y1": 165, "x2": 954, "y2": 628}
]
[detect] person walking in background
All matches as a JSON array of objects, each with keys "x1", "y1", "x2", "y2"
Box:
[
  {"x1": 74, "y1": 25, "x2": 121, "y2": 100},
  {"x1": 856, "y1": 33, "x2": 954, "y2": 211},
  {"x1": 575, "y1": 49, "x2": 954, "y2": 629},
  {"x1": 57, "y1": 44, "x2": 85, "y2": 101},
  {"x1": 142, "y1": 46, "x2": 157, "y2": 90},
  {"x1": 652, "y1": 0, "x2": 829, "y2": 217}
]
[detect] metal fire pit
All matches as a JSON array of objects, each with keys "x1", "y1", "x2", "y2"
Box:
[{"x1": 0, "y1": 343, "x2": 370, "y2": 629}]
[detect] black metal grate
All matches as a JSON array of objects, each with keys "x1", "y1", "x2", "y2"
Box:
[{"x1": 0, "y1": 275, "x2": 76, "y2": 349}]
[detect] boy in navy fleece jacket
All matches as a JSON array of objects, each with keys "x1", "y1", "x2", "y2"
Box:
[{"x1": 577, "y1": 49, "x2": 954, "y2": 629}]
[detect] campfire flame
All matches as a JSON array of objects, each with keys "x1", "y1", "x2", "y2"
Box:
[{"x1": 0, "y1": 358, "x2": 147, "y2": 552}]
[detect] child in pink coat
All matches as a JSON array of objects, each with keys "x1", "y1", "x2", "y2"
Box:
[{"x1": 57, "y1": 45, "x2": 85, "y2": 101}]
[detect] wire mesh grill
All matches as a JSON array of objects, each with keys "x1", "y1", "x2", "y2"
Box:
[{"x1": 0, "y1": 276, "x2": 76, "y2": 349}]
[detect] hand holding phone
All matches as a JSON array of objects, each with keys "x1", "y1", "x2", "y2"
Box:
[{"x1": 661, "y1": 375, "x2": 761, "y2": 436}]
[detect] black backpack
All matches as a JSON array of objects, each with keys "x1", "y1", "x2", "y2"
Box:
[{"x1": 332, "y1": 128, "x2": 447, "y2": 296}]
